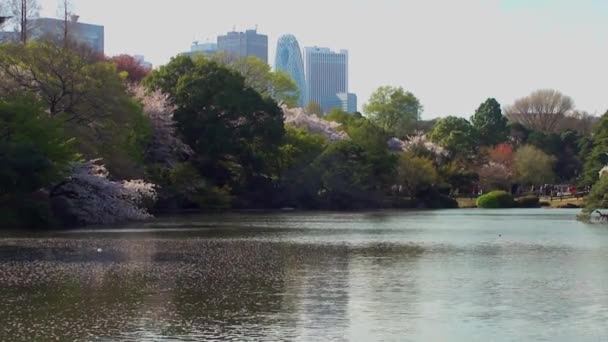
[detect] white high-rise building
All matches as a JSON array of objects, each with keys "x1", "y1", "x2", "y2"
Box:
[{"x1": 304, "y1": 47, "x2": 349, "y2": 114}]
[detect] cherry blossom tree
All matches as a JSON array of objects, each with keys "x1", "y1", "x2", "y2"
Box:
[
  {"x1": 282, "y1": 105, "x2": 348, "y2": 142},
  {"x1": 51, "y1": 160, "x2": 157, "y2": 226},
  {"x1": 130, "y1": 85, "x2": 193, "y2": 167}
]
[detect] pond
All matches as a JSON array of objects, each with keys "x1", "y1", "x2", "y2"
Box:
[{"x1": 0, "y1": 209, "x2": 607, "y2": 341}]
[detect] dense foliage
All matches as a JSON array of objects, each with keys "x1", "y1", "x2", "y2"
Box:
[
  {"x1": 363, "y1": 86, "x2": 422, "y2": 138},
  {"x1": 2, "y1": 38, "x2": 607, "y2": 227}
]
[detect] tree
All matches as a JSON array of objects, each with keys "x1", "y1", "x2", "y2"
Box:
[
  {"x1": 581, "y1": 174, "x2": 608, "y2": 219},
  {"x1": 397, "y1": 153, "x2": 438, "y2": 198},
  {"x1": 276, "y1": 126, "x2": 327, "y2": 208},
  {"x1": 50, "y1": 160, "x2": 157, "y2": 226},
  {"x1": 0, "y1": 97, "x2": 77, "y2": 196},
  {"x1": 487, "y1": 143, "x2": 514, "y2": 168},
  {"x1": 326, "y1": 108, "x2": 361, "y2": 126},
  {"x1": 0, "y1": 97, "x2": 77, "y2": 228},
  {"x1": 110, "y1": 55, "x2": 152, "y2": 84},
  {"x1": 346, "y1": 118, "x2": 398, "y2": 189},
  {"x1": 305, "y1": 101, "x2": 323, "y2": 116},
  {"x1": 514, "y1": 145, "x2": 555, "y2": 185},
  {"x1": 400, "y1": 132, "x2": 448, "y2": 163},
  {"x1": 477, "y1": 163, "x2": 512, "y2": 192},
  {"x1": 0, "y1": 42, "x2": 153, "y2": 179},
  {"x1": 313, "y1": 140, "x2": 376, "y2": 209},
  {"x1": 130, "y1": 85, "x2": 192, "y2": 168},
  {"x1": 505, "y1": 89, "x2": 574, "y2": 133},
  {"x1": 558, "y1": 111, "x2": 598, "y2": 135},
  {"x1": 146, "y1": 58, "x2": 285, "y2": 194},
  {"x1": 283, "y1": 106, "x2": 348, "y2": 142},
  {"x1": 471, "y1": 98, "x2": 508, "y2": 146},
  {"x1": 211, "y1": 54, "x2": 299, "y2": 107},
  {"x1": 269, "y1": 71, "x2": 299, "y2": 107},
  {"x1": 363, "y1": 86, "x2": 422, "y2": 137},
  {"x1": 9, "y1": 0, "x2": 39, "y2": 44},
  {"x1": 477, "y1": 143, "x2": 515, "y2": 191},
  {"x1": 430, "y1": 116, "x2": 478, "y2": 158},
  {"x1": 583, "y1": 111, "x2": 608, "y2": 185},
  {"x1": 0, "y1": 41, "x2": 129, "y2": 122}
]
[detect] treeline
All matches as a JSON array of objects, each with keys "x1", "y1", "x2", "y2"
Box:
[{"x1": 1, "y1": 40, "x2": 608, "y2": 228}]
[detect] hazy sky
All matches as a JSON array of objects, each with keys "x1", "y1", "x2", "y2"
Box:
[{"x1": 36, "y1": 0, "x2": 608, "y2": 118}]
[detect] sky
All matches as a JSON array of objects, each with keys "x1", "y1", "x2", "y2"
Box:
[{"x1": 35, "y1": 0, "x2": 608, "y2": 119}]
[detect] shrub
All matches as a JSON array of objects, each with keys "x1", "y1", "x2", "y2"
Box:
[
  {"x1": 516, "y1": 195, "x2": 540, "y2": 208},
  {"x1": 476, "y1": 191, "x2": 515, "y2": 209}
]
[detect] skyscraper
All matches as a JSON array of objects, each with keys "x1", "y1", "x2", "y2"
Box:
[
  {"x1": 34, "y1": 17, "x2": 104, "y2": 53},
  {"x1": 304, "y1": 47, "x2": 349, "y2": 114},
  {"x1": 217, "y1": 29, "x2": 268, "y2": 63},
  {"x1": 275, "y1": 34, "x2": 306, "y2": 107},
  {"x1": 0, "y1": 17, "x2": 104, "y2": 53}
]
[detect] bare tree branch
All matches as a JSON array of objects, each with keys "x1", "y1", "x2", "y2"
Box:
[{"x1": 505, "y1": 89, "x2": 574, "y2": 132}]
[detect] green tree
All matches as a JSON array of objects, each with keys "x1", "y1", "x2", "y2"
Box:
[
  {"x1": 144, "y1": 54, "x2": 196, "y2": 98},
  {"x1": 269, "y1": 71, "x2": 299, "y2": 107},
  {"x1": 313, "y1": 140, "x2": 376, "y2": 209},
  {"x1": 147, "y1": 58, "x2": 285, "y2": 198},
  {"x1": 347, "y1": 118, "x2": 398, "y2": 189},
  {"x1": 471, "y1": 98, "x2": 508, "y2": 146},
  {"x1": 514, "y1": 145, "x2": 555, "y2": 185},
  {"x1": 581, "y1": 174, "x2": 608, "y2": 218},
  {"x1": 0, "y1": 41, "x2": 151, "y2": 179},
  {"x1": 583, "y1": 111, "x2": 608, "y2": 185},
  {"x1": 276, "y1": 127, "x2": 327, "y2": 208},
  {"x1": 430, "y1": 116, "x2": 478, "y2": 158},
  {"x1": 326, "y1": 108, "x2": 360, "y2": 126},
  {"x1": 209, "y1": 54, "x2": 299, "y2": 107},
  {"x1": 0, "y1": 98, "x2": 78, "y2": 227},
  {"x1": 397, "y1": 153, "x2": 438, "y2": 198},
  {"x1": 363, "y1": 86, "x2": 422, "y2": 137}
]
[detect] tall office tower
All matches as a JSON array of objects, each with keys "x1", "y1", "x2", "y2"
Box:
[
  {"x1": 304, "y1": 47, "x2": 348, "y2": 114},
  {"x1": 217, "y1": 29, "x2": 268, "y2": 63},
  {"x1": 275, "y1": 34, "x2": 306, "y2": 107}
]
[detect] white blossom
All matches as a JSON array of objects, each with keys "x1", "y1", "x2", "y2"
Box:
[
  {"x1": 130, "y1": 85, "x2": 193, "y2": 167},
  {"x1": 389, "y1": 132, "x2": 448, "y2": 164},
  {"x1": 52, "y1": 160, "x2": 157, "y2": 226},
  {"x1": 282, "y1": 105, "x2": 348, "y2": 142}
]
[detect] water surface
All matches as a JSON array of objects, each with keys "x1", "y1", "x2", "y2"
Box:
[{"x1": 1, "y1": 209, "x2": 607, "y2": 341}]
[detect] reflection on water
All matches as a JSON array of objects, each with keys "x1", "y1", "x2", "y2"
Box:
[{"x1": 0, "y1": 209, "x2": 607, "y2": 341}]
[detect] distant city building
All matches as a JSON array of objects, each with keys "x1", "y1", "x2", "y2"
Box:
[
  {"x1": 30, "y1": 17, "x2": 104, "y2": 53},
  {"x1": 180, "y1": 42, "x2": 218, "y2": 58},
  {"x1": 325, "y1": 93, "x2": 358, "y2": 114},
  {"x1": 275, "y1": 34, "x2": 306, "y2": 107},
  {"x1": 191, "y1": 41, "x2": 218, "y2": 54},
  {"x1": 217, "y1": 29, "x2": 268, "y2": 63},
  {"x1": 0, "y1": 17, "x2": 104, "y2": 53},
  {"x1": 339, "y1": 92, "x2": 358, "y2": 113},
  {"x1": 133, "y1": 55, "x2": 153, "y2": 69},
  {"x1": 304, "y1": 47, "x2": 349, "y2": 114}
]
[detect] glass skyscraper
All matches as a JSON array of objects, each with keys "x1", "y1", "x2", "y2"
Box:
[
  {"x1": 274, "y1": 34, "x2": 306, "y2": 107},
  {"x1": 217, "y1": 29, "x2": 268, "y2": 63},
  {"x1": 304, "y1": 47, "x2": 349, "y2": 114}
]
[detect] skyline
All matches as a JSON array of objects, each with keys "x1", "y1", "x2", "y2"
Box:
[{"x1": 32, "y1": 0, "x2": 608, "y2": 118}]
